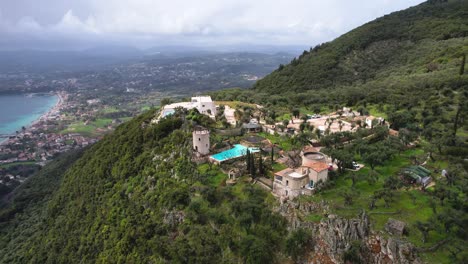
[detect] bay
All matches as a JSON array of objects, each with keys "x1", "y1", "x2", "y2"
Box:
[{"x1": 0, "y1": 94, "x2": 58, "y2": 142}]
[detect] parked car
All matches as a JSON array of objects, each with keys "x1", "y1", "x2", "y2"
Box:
[{"x1": 352, "y1": 161, "x2": 359, "y2": 169}]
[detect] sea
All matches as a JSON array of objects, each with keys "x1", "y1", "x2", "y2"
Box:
[{"x1": 0, "y1": 94, "x2": 58, "y2": 143}]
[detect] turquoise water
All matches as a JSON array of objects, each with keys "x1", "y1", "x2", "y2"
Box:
[
  {"x1": 162, "y1": 109, "x2": 175, "y2": 117},
  {"x1": 210, "y1": 144, "x2": 260, "y2": 162},
  {"x1": 0, "y1": 94, "x2": 58, "y2": 142}
]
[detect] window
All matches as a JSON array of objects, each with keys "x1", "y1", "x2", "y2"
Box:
[
  {"x1": 199, "y1": 138, "x2": 201, "y2": 141},
  {"x1": 286, "y1": 180, "x2": 289, "y2": 186}
]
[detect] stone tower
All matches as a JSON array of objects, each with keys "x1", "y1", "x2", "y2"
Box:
[{"x1": 193, "y1": 126, "x2": 210, "y2": 156}]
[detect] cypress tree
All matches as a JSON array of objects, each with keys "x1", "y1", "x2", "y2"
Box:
[
  {"x1": 460, "y1": 54, "x2": 466, "y2": 75},
  {"x1": 246, "y1": 149, "x2": 251, "y2": 172},
  {"x1": 258, "y1": 156, "x2": 264, "y2": 176},
  {"x1": 250, "y1": 153, "x2": 256, "y2": 178},
  {"x1": 271, "y1": 148, "x2": 274, "y2": 165}
]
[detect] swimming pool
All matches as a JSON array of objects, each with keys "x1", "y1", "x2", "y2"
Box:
[
  {"x1": 210, "y1": 144, "x2": 260, "y2": 162},
  {"x1": 162, "y1": 109, "x2": 175, "y2": 117}
]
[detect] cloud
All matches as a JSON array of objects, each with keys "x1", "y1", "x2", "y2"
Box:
[
  {"x1": 0, "y1": 0, "x2": 426, "y2": 49},
  {"x1": 52, "y1": 10, "x2": 98, "y2": 34}
]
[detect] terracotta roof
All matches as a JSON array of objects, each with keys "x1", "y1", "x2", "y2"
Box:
[
  {"x1": 303, "y1": 162, "x2": 329, "y2": 172},
  {"x1": 302, "y1": 159, "x2": 321, "y2": 168},
  {"x1": 389, "y1": 129, "x2": 399, "y2": 136},
  {"x1": 303, "y1": 146, "x2": 318, "y2": 153}
]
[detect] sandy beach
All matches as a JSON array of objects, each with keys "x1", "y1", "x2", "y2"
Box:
[{"x1": 32, "y1": 92, "x2": 65, "y2": 126}]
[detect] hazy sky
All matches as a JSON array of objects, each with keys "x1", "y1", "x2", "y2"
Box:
[{"x1": 0, "y1": 0, "x2": 426, "y2": 50}]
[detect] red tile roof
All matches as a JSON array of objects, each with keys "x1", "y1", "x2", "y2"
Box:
[{"x1": 303, "y1": 162, "x2": 329, "y2": 172}]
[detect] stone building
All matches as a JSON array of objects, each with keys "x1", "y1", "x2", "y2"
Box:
[
  {"x1": 273, "y1": 148, "x2": 331, "y2": 199},
  {"x1": 193, "y1": 126, "x2": 210, "y2": 156}
]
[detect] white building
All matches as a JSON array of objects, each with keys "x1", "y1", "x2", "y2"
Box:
[
  {"x1": 160, "y1": 96, "x2": 217, "y2": 119},
  {"x1": 365, "y1": 116, "x2": 385, "y2": 128}
]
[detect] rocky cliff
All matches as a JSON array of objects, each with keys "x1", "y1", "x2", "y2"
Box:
[{"x1": 277, "y1": 200, "x2": 421, "y2": 263}]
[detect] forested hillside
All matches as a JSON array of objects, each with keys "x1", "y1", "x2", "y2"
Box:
[
  {"x1": 0, "y1": 1, "x2": 467, "y2": 263},
  {"x1": 213, "y1": 0, "x2": 467, "y2": 163},
  {"x1": 0, "y1": 110, "x2": 289, "y2": 263},
  {"x1": 253, "y1": 0, "x2": 468, "y2": 94}
]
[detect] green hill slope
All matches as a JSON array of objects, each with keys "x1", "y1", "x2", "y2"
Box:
[
  {"x1": 212, "y1": 0, "x2": 467, "y2": 150},
  {"x1": 253, "y1": 0, "x2": 468, "y2": 94},
  {"x1": 0, "y1": 111, "x2": 288, "y2": 263}
]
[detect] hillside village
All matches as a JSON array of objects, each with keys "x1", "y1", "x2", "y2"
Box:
[
  {"x1": 147, "y1": 94, "x2": 461, "y2": 262},
  {"x1": 154, "y1": 92, "x2": 465, "y2": 263},
  {"x1": 157, "y1": 96, "x2": 435, "y2": 199}
]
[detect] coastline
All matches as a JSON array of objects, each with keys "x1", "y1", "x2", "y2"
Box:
[
  {"x1": 30, "y1": 92, "x2": 64, "y2": 129},
  {"x1": 0, "y1": 92, "x2": 65, "y2": 146}
]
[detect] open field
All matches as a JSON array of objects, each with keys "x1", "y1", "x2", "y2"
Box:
[
  {"x1": 0, "y1": 161, "x2": 37, "y2": 169},
  {"x1": 60, "y1": 118, "x2": 115, "y2": 137}
]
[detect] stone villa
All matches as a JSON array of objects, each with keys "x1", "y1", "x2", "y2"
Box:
[{"x1": 273, "y1": 148, "x2": 330, "y2": 199}]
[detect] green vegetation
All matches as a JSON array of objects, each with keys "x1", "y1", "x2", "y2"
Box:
[
  {"x1": 211, "y1": 4, "x2": 468, "y2": 260},
  {"x1": 212, "y1": 1, "x2": 468, "y2": 142},
  {"x1": 258, "y1": 132, "x2": 295, "y2": 151},
  {"x1": 0, "y1": 111, "x2": 290, "y2": 263},
  {"x1": 60, "y1": 118, "x2": 114, "y2": 137},
  {"x1": 1, "y1": 1, "x2": 467, "y2": 263},
  {"x1": 215, "y1": 100, "x2": 258, "y2": 109},
  {"x1": 306, "y1": 124, "x2": 467, "y2": 263},
  {"x1": 197, "y1": 163, "x2": 226, "y2": 186},
  {"x1": 0, "y1": 161, "x2": 37, "y2": 169},
  {"x1": 253, "y1": 0, "x2": 468, "y2": 94}
]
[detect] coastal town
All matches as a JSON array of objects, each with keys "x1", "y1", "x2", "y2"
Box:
[
  {"x1": 0, "y1": 92, "x2": 95, "y2": 165},
  {"x1": 0, "y1": 90, "x2": 146, "y2": 193}
]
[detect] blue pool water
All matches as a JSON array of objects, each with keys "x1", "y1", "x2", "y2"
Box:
[
  {"x1": 162, "y1": 109, "x2": 175, "y2": 117},
  {"x1": 210, "y1": 144, "x2": 260, "y2": 162}
]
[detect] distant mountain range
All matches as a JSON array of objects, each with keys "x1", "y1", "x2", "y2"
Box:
[{"x1": 0, "y1": 44, "x2": 305, "y2": 73}]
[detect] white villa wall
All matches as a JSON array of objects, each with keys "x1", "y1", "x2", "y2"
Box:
[
  {"x1": 160, "y1": 96, "x2": 217, "y2": 120},
  {"x1": 191, "y1": 96, "x2": 217, "y2": 118}
]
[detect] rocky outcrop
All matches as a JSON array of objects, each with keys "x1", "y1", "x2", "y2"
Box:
[
  {"x1": 312, "y1": 213, "x2": 369, "y2": 263},
  {"x1": 278, "y1": 200, "x2": 422, "y2": 263},
  {"x1": 276, "y1": 199, "x2": 329, "y2": 230},
  {"x1": 316, "y1": 214, "x2": 369, "y2": 255},
  {"x1": 314, "y1": 213, "x2": 421, "y2": 264},
  {"x1": 363, "y1": 236, "x2": 422, "y2": 264},
  {"x1": 162, "y1": 210, "x2": 185, "y2": 227}
]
